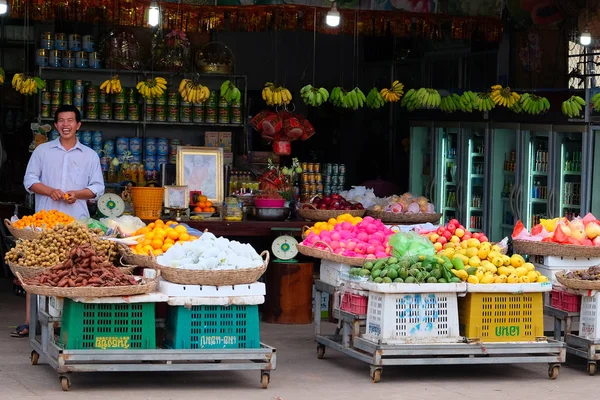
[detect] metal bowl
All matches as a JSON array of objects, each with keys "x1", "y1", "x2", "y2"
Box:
[{"x1": 249, "y1": 207, "x2": 290, "y2": 221}]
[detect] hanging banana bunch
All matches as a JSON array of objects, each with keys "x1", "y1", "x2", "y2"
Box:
[
  {"x1": 179, "y1": 79, "x2": 210, "y2": 104},
  {"x1": 262, "y1": 82, "x2": 292, "y2": 107},
  {"x1": 100, "y1": 75, "x2": 123, "y2": 94},
  {"x1": 490, "y1": 85, "x2": 520, "y2": 107},
  {"x1": 0, "y1": 67, "x2": 5, "y2": 85},
  {"x1": 136, "y1": 76, "x2": 168, "y2": 99},
  {"x1": 12, "y1": 73, "x2": 45, "y2": 95}
]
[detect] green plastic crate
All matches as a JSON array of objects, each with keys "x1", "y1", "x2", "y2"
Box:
[
  {"x1": 165, "y1": 305, "x2": 260, "y2": 349},
  {"x1": 59, "y1": 299, "x2": 156, "y2": 350}
]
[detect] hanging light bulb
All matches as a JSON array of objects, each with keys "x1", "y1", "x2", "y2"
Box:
[
  {"x1": 326, "y1": 2, "x2": 340, "y2": 28},
  {"x1": 0, "y1": 0, "x2": 8, "y2": 15},
  {"x1": 148, "y1": 1, "x2": 160, "y2": 27},
  {"x1": 580, "y1": 31, "x2": 592, "y2": 46}
]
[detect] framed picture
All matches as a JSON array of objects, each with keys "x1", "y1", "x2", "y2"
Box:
[
  {"x1": 176, "y1": 146, "x2": 224, "y2": 204},
  {"x1": 164, "y1": 185, "x2": 189, "y2": 209}
]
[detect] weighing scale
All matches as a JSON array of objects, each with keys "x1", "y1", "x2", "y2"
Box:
[
  {"x1": 97, "y1": 193, "x2": 126, "y2": 218},
  {"x1": 271, "y1": 234, "x2": 299, "y2": 263}
]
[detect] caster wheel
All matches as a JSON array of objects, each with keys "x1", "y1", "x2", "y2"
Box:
[
  {"x1": 30, "y1": 351, "x2": 39, "y2": 365},
  {"x1": 261, "y1": 373, "x2": 270, "y2": 389},
  {"x1": 317, "y1": 345, "x2": 325, "y2": 359},
  {"x1": 60, "y1": 376, "x2": 71, "y2": 391},
  {"x1": 548, "y1": 365, "x2": 559, "y2": 380},
  {"x1": 588, "y1": 362, "x2": 597, "y2": 376},
  {"x1": 371, "y1": 368, "x2": 382, "y2": 383}
]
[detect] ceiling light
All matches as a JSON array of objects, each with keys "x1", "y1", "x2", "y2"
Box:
[
  {"x1": 0, "y1": 0, "x2": 8, "y2": 15},
  {"x1": 326, "y1": 2, "x2": 340, "y2": 28},
  {"x1": 149, "y1": 1, "x2": 160, "y2": 27},
  {"x1": 580, "y1": 31, "x2": 592, "y2": 46}
]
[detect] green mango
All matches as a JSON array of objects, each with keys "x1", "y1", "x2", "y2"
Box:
[
  {"x1": 427, "y1": 277, "x2": 438, "y2": 283},
  {"x1": 393, "y1": 277, "x2": 404, "y2": 283},
  {"x1": 399, "y1": 267, "x2": 409, "y2": 280},
  {"x1": 438, "y1": 278, "x2": 448, "y2": 283},
  {"x1": 451, "y1": 257, "x2": 465, "y2": 270},
  {"x1": 399, "y1": 260, "x2": 411, "y2": 269},
  {"x1": 430, "y1": 269, "x2": 442, "y2": 279},
  {"x1": 374, "y1": 277, "x2": 384, "y2": 283},
  {"x1": 388, "y1": 263, "x2": 400, "y2": 271},
  {"x1": 382, "y1": 277, "x2": 393, "y2": 283},
  {"x1": 449, "y1": 277, "x2": 462, "y2": 283},
  {"x1": 405, "y1": 276, "x2": 416, "y2": 283},
  {"x1": 388, "y1": 257, "x2": 398, "y2": 264},
  {"x1": 408, "y1": 268, "x2": 420, "y2": 277},
  {"x1": 374, "y1": 259, "x2": 388, "y2": 270},
  {"x1": 359, "y1": 269, "x2": 371, "y2": 277},
  {"x1": 363, "y1": 262, "x2": 374, "y2": 270},
  {"x1": 380, "y1": 269, "x2": 389, "y2": 278},
  {"x1": 466, "y1": 267, "x2": 478, "y2": 276},
  {"x1": 386, "y1": 269, "x2": 398, "y2": 280},
  {"x1": 371, "y1": 267, "x2": 382, "y2": 278}
]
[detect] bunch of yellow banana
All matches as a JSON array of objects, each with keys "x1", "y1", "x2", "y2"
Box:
[
  {"x1": 100, "y1": 75, "x2": 123, "y2": 94},
  {"x1": 262, "y1": 82, "x2": 292, "y2": 106},
  {"x1": 380, "y1": 80, "x2": 404, "y2": 102},
  {"x1": 136, "y1": 76, "x2": 168, "y2": 99},
  {"x1": 490, "y1": 84, "x2": 520, "y2": 107},
  {"x1": 0, "y1": 67, "x2": 5, "y2": 85},
  {"x1": 178, "y1": 79, "x2": 210, "y2": 103},
  {"x1": 12, "y1": 73, "x2": 45, "y2": 95}
]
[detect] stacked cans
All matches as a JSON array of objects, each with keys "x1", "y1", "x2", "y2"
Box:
[
  {"x1": 101, "y1": 139, "x2": 115, "y2": 175},
  {"x1": 322, "y1": 163, "x2": 346, "y2": 195},
  {"x1": 37, "y1": 32, "x2": 101, "y2": 68},
  {"x1": 144, "y1": 138, "x2": 157, "y2": 172},
  {"x1": 300, "y1": 162, "x2": 323, "y2": 201},
  {"x1": 146, "y1": 92, "x2": 167, "y2": 122},
  {"x1": 91, "y1": 131, "x2": 103, "y2": 156},
  {"x1": 85, "y1": 82, "x2": 99, "y2": 119},
  {"x1": 157, "y1": 138, "x2": 169, "y2": 168},
  {"x1": 170, "y1": 139, "x2": 180, "y2": 164},
  {"x1": 116, "y1": 137, "x2": 129, "y2": 164}
]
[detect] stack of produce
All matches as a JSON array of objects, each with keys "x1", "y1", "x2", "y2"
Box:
[
  {"x1": 349, "y1": 256, "x2": 460, "y2": 284},
  {"x1": 369, "y1": 193, "x2": 435, "y2": 214},
  {"x1": 302, "y1": 193, "x2": 364, "y2": 211},
  {"x1": 5, "y1": 223, "x2": 117, "y2": 268},
  {"x1": 22, "y1": 244, "x2": 140, "y2": 288},
  {"x1": 301, "y1": 215, "x2": 394, "y2": 259},
  {"x1": 425, "y1": 219, "x2": 489, "y2": 251},
  {"x1": 11, "y1": 209, "x2": 75, "y2": 230},
  {"x1": 513, "y1": 213, "x2": 600, "y2": 246},
  {"x1": 129, "y1": 220, "x2": 199, "y2": 256}
]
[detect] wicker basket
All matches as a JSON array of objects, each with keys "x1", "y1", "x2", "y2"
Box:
[
  {"x1": 131, "y1": 187, "x2": 164, "y2": 219},
  {"x1": 8, "y1": 262, "x2": 49, "y2": 279},
  {"x1": 365, "y1": 210, "x2": 442, "y2": 224},
  {"x1": 159, "y1": 250, "x2": 269, "y2": 285},
  {"x1": 117, "y1": 243, "x2": 162, "y2": 269},
  {"x1": 296, "y1": 242, "x2": 371, "y2": 266},
  {"x1": 296, "y1": 204, "x2": 365, "y2": 222},
  {"x1": 15, "y1": 271, "x2": 159, "y2": 298},
  {"x1": 556, "y1": 271, "x2": 600, "y2": 290},
  {"x1": 512, "y1": 239, "x2": 600, "y2": 258},
  {"x1": 4, "y1": 219, "x2": 41, "y2": 241}
]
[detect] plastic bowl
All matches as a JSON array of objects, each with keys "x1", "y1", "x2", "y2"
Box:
[{"x1": 254, "y1": 199, "x2": 285, "y2": 208}]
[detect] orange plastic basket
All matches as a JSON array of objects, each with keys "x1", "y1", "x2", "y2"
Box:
[{"x1": 131, "y1": 187, "x2": 164, "y2": 219}]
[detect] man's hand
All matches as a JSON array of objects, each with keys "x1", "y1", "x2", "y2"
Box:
[
  {"x1": 49, "y1": 188, "x2": 66, "y2": 201},
  {"x1": 65, "y1": 191, "x2": 77, "y2": 204}
]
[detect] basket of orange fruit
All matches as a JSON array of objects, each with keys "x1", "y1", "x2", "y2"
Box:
[
  {"x1": 4, "y1": 210, "x2": 75, "y2": 241},
  {"x1": 190, "y1": 194, "x2": 217, "y2": 218},
  {"x1": 119, "y1": 219, "x2": 200, "y2": 268}
]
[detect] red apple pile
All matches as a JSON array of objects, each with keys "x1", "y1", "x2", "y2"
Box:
[
  {"x1": 426, "y1": 219, "x2": 489, "y2": 251},
  {"x1": 305, "y1": 193, "x2": 364, "y2": 211}
]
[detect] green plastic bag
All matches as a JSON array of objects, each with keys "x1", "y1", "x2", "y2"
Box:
[
  {"x1": 389, "y1": 231, "x2": 435, "y2": 259},
  {"x1": 86, "y1": 218, "x2": 109, "y2": 234}
]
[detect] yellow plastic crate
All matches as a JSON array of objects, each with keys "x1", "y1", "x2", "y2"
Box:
[{"x1": 458, "y1": 292, "x2": 545, "y2": 342}]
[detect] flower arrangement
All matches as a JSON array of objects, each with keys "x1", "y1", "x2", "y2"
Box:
[{"x1": 258, "y1": 158, "x2": 303, "y2": 201}]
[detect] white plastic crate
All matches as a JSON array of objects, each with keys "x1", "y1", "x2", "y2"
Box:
[
  {"x1": 364, "y1": 290, "x2": 462, "y2": 344},
  {"x1": 531, "y1": 255, "x2": 600, "y2": 268},
  {"x1": 158, "y1": 279, "x2": 265, "y2": 297},
  {"x1": 533, "y1": 263, "x2": 580, "y2": 283},
  {"x1": 48, "y1": 296, "x2": 64, "y2": 318},
  {"x1": 579, "y1": 293, "x2": 600, "y2": 339},
  {"x1": 319, "y1": 260, "x2": 352, "y2": 287}
]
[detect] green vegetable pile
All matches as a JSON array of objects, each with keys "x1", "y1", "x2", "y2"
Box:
[{"x1": 349, "y1": 256, "x2": 461, "y2": 284}]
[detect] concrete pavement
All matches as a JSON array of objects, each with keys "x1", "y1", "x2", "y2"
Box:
[{"x1": 1, "y1": 277, "x2": 598, "y2": 400}]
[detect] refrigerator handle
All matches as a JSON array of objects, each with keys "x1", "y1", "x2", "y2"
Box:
[
  {"x1": 429, "y1": 176, "x2": 436, "y2": 204},
  {"x1": 548, "y1": 189, "x2": 555, "y2": 219},
  {"x1": 508, "y1": 184, "x2": 517, "y2": 220},
  {"x1": 456, "y1": 181, "x2": 463, "y2": 210},
  {"x1": 515, "y1": 185, "x2": 523, "y2": 222}
]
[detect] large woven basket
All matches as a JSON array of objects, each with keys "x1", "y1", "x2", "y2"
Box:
[
  {"x1": 556, "y1": 271, "x2": 600, "y2": 290},
  {"x1": 131, "y1": 187, "x2": 164, "y2": 219},
  {"x1": 296, "y1": 242, "x2": 372, "y2": 266},
  {"x1": 8, "y1": 261, "x2": 49, "y2": 279},
  {"x1": 365, "y1": 210, "x2": 442, "y2": 225},
  {"x1": 159, "y1": 250, "x2": 269, "y2": 285},
  {"x1": 4, "y1": 219, "x2": 41, "y2": 241},
  {"x1": 15, "y1": 271, "x2": 159, "y2": 298},
  {"x1": 117, "y1": 242, "x2": 162, "y2": 269},
  {"x1": 296, "y1": 204, "x2": 365, "y2": 222},
  {"x1": 512, "y1": 239, "x2": 600, "y2": 258}
]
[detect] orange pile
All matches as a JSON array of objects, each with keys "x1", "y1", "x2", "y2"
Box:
[
  {"x1": 13, "y1": 209, "x2": 75, "y2": 229},
  {"x1": 193, "y1": 195, "x2": 216, "y2": 213},
  {"x1": 130, "y1": 219, "x2": 199, "y2": 256}
]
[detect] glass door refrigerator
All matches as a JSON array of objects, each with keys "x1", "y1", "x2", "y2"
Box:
[
  {"x1": 432, "y1": 122, "x2": 461, "y2": 224},
  {"x1": 460, "y1": 123, "x2": 487, "y2": 234},
  {"x1": 551, "y1": 125, "x2": 589, "y2": 219},
  {"x1": 487, "y1": 123, "x2": 521, "y2": 242},
  {"x1": 409, "y1": 121, "x2": 434, "y2": 199},
  {"x1": 518, "y1": 124, "x2": 553, "y2": 230},
  {"x1": 590, "y1": 126, "x2": 600, "y2": 217}
]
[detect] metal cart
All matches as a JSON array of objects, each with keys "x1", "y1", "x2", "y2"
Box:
[
  {"x1": 314, "y1": 279, "x2": 566, "y2": 383},
  {"x1": 29, "y1": 294, "x2": 276, "y2": 391}
]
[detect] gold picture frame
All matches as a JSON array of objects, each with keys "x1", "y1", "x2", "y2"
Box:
[
  {"x1": 164, "y1": 185, "x2": 189, "y2": 209},
  {"x1": 176, "y1": 146, "x2": 224, "y2": 204}
]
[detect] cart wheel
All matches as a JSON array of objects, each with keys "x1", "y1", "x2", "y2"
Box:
[
  {"x1": 30, "y1": 351, "x2": 39, "y2": 365},
  {"x1": 317, "y1": 345, "x2": 326, "y2": 359},
  {"x1": 588, "y1": 362, "x2": 597, "y2": 376},
  {"x1": 261, "y1": 373, "x2": 270, "y2": 389},
  {"x1": 371, "y1": 368, "x2": 382, "y2": 383},
  {"x1": 548, "y1": 365, "x2": 560, "y2": 380},
  {"x1": 60, "y1": 376, "x2": 71, "y2": 391}
]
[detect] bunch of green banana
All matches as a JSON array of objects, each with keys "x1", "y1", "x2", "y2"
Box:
[
  {"x1": 299, "y1": 84, "x2": 329, "y2": 107},
  {"x1": 220, "y1": 80, "x2": 241, "y2": 103},
  {"x1": 459, "y1": 91, "x2": 477, "y2": 112},
  {"x1": 12, "y1": 73, "x2": 45, "y2": 95},
  {"x1": 329, "y1": 87, "x2": 347, "y2": 107},
  {"x1": 473, "y1": 92, "x2": 495, "y2": 112},
  {"x1": 562, "y1": 96, "x2": 586, "y2": 118},
  {"x1": 519, "y1": 93, "x2": 550, "y2": 115},
  {"x1": 415, "y1": 88, "x2": 441, "y2": 109},
  {"x1": 366, "y1": 87, "x2": 386, "y2": 109},
  {"x1": 509, "y1": 100, "x2": 523, "y2": 114},
  {"x1": 0, "y1": 67, "x2": 4, "y2": 85},
  {"x1": 347, "y1": 88, "x2": 366, "y2": 110},
  {"x1": 440, "y1": 94, "x2": 462, "y2": 113},
  {"x1": 591, "y1": 93, "x2": 600, "y2": 112},
  {"x1": 400, "y1": 88, "x2": 417, "y2": 110}
]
